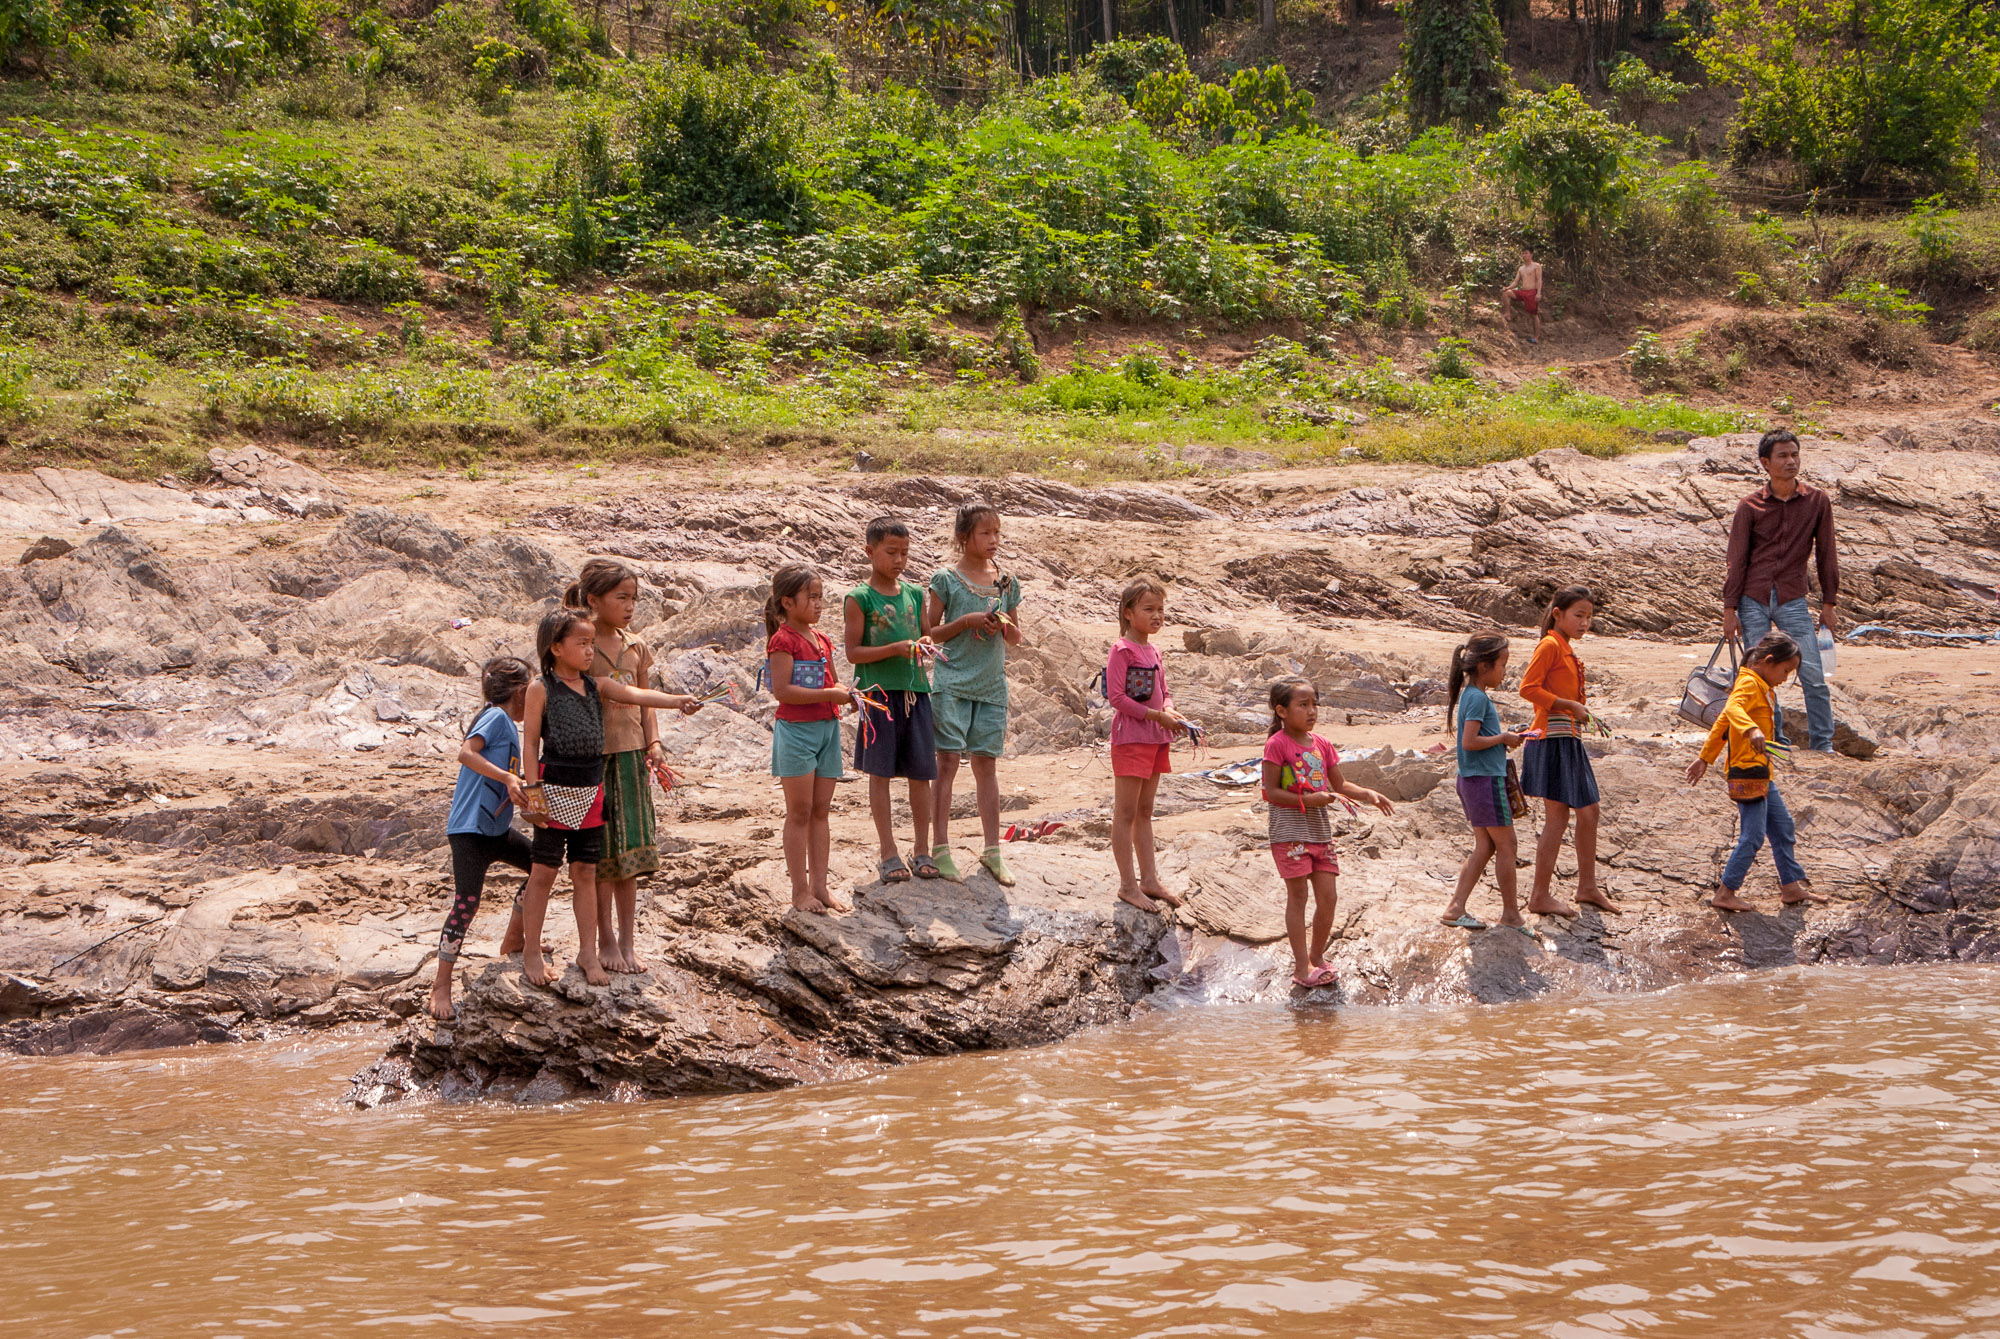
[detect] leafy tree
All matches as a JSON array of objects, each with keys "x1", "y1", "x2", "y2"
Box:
[
  {"x1": 1489, "y1": 85, "x2": 1642, "y2": 240},
  {"x1": 1698, "y1": 0, "x2": 2000, "y2": 195},
  {"x1": 1402, "y1": 0, "x2": 1507, "y2": 129}
]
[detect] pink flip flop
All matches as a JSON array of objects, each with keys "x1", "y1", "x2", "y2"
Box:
[{"x1": 1291, "y1": 966, "x2": 1338, "y2": 989}]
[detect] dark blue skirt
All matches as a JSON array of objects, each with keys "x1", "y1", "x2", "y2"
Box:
[{"x1": 1520, "y1": 736, "x2": 1599, "y2": 809}]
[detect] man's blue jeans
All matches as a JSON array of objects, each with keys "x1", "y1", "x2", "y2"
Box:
[
  {"x1": 1722, "y1": 783, "x2": 1806, "y2": 890},
  {"x1": 1737, "y1": 594, "x2": 1833, "y2": 751}
]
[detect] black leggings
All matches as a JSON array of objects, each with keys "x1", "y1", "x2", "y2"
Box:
[{"x1": 440, "y1": 831, "x2": 533, "y2": 962}]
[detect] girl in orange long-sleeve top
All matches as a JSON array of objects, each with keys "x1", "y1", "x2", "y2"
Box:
[
  {"x1": 1684, "y1": 632, "x2": 1828, "y2": 914},
  {"x1": 1517, "y1": 585, "x2": 1623, "y2": 919}
]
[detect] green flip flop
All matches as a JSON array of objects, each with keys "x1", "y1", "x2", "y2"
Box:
[
  {"x1": 930, "y1": 845, "x2": 961, "y2": 882},
  {"x1": 981, "y1": 846, "x2": 1016, "y2": 887}
]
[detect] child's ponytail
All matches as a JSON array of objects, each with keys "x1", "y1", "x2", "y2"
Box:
[
  {"x1": 1446, "y1": 633, "x2": 1511, "y2": 729},
  {"x1": 766, "y1": 564, "x2": 816, "y2": 636}
]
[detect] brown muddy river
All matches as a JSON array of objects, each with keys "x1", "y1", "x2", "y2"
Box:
[{"x1": 6, "y1": 965, "x2": 2000, "y2": 1337}]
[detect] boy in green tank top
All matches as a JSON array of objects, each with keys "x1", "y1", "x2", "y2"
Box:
[{"x1": 843, "y1": 517, "x2": 941, "y2": 882}]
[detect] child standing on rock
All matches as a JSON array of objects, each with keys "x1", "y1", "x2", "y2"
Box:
[
  {"x1": 1106, "y1": 577, "x2": 1187, "y2": 913},
  {"x1": 767, "y1": 564, "x2": 853, "y2": 915},
  {"x1": 1439, "y1": 633, "x2": 1527, "y2": 933},
  {"x1": 1685, "y1": 631, "x2": 1829, "y2": 914},
  {"x1": 517, "y1": 608, "x2": 704, "y2": 988},
  {"x1": 1263, "y1": 677, "x2": 1394, "y2": 990},
  {"x1": 568, "y1": 558, "x2": 688, "y2": 976},
  {"x1": 1519, "y1": 585, "x2": 1623, "y2": 919},
  {"x1": 925, "y1": 503, "x2": 1024, "y2": 886},
  {"x1": 843, "y1": 518, "x2": 939, "y2": 882},
  {"x1": 429, "y1": 655, "x2": 535, "y2": 1021}
]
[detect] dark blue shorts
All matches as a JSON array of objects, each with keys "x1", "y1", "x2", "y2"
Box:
[{"x1": 854, "y1": 689, "x2": 938, "y2": 780}]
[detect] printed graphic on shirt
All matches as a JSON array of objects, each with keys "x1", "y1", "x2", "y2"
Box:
[
  {"x1": 1124, "y1": 664, "x2": 1157, "y2": 703},
  {"x1": 1282, "y1": 748, "x2": 1329, "y2": 794}
]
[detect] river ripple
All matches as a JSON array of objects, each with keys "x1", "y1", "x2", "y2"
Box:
[{"x1": 5, "y1": 963, "x2": 2000, "y2": 1337}]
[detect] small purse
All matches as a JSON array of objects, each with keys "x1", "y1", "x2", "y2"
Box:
[
  {"x1": 1725, "y1": 763, "x2": 1770, "y2": 802},
  {"x1": 1678, "y1": 637, "x2": 1739, "y2": 729},
  {"x1": 1505, "y1": 757, "x2": 1529, "y2": 817}
]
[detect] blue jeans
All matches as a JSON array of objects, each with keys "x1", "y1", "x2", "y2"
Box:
[
  {"x1": 1736, "y1": 594, "x2": 1833, "y2": 751},
  {"x1": 1722, "y1": 783, "x2": 1806, "y2": 890}
]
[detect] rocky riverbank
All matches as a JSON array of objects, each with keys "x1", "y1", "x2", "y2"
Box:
[{"x1": 4, "y1": 425, "x2": 1999, "y2": 1101}]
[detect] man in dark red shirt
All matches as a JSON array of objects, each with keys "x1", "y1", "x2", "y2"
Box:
[{"x1": 1720, "y1": 428, "x2": 1838, "y2": 752}]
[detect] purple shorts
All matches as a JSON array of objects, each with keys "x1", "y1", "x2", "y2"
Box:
[{"x1": 1457, "y1": 775, "x2": 1513, "y2": 828}]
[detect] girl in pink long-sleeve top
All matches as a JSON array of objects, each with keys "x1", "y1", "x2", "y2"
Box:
[{"x1": 1107, "y1": 577, "x2": 1189, "y2": 914}]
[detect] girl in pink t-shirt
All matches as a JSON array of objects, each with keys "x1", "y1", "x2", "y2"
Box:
[
  {"x1": 1262, "y1": 677, "x2": 1393, "y2": 990},
  {"x1": 1106, "y1": 578, "x2": 1188, "y2": 913}
]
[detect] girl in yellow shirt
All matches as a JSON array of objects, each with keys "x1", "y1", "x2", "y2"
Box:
[{"x1": 1684, "y1": 632, "x2": 1828, "y2": 913}]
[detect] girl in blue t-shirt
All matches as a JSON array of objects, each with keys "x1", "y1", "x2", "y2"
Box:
[
  {"x1": 430, "y1": 656, "x2": 535, "y2": 1021},
  {"x1": 1440, "y1": 634, "x2": 1528, "y2": 934}
]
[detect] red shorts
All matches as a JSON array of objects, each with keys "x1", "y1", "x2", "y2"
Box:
[
  {"x1": 1271, "y1": 841, "x2": 1339, "y2": 879},
  {"x1": 1506, "y1": 288, "x2": 1540, "y2": 316},
  {"x1": 1112, "y1": 741, "x2": 1173, "y2": 778}
]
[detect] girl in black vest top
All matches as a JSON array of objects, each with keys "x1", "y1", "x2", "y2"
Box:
[{"x1": 517, "y1": 608, "x2": 702, "y2": 989}]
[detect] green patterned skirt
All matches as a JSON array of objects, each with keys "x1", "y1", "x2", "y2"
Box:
[{"x1": 597, "y1": 748, "x2": 660, "y2": 882}]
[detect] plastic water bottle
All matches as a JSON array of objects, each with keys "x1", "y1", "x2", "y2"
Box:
[{"x1": 1817, "y1": 626, "x2": 1837, "y2": 678}]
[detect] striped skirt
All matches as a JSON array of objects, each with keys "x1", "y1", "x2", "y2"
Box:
[{"x1": 596, "y1": 748, "x2": 660, "y2": 882}]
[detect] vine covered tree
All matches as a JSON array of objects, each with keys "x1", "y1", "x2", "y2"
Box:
[{"x1": 1402, "y1": 0, "x2": 1508, "y2": 128}]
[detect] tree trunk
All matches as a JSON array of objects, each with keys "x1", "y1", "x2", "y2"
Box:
[
  {"x1": 1165, "y1": 0, "x2": 1181, "y2": 44},
  {"x1": 1102, "y1": 0, "x2": 1115, "y2": 41},
  {"x1": 1261, "y1": 0, "x2": 1276, "y2": 30},
  {"x1": 1225, "y1": 0, "x2": 1234, "y2": 19}
]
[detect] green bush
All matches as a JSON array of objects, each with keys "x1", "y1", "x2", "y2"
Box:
[
  {"x1": 168, "y1": 0, "x2": 333, "y2": 83},
  {"x1": 1489, "y1": 86, "x2": 1642, "y2": 241},
  {"x1": 1133, "y1": 65, "x2": 1314, "y2": 146},
  {"x1": 1402, "y1": 0, "x2": 1507, "y2": 129},
  {"x1": 1425, "y1": 335, "x2": 1477, "y2": 380},
  {"x1": 1700, "y1": 0, "x2": 2000, "y2": 195},
  {"x1": 1836, "y1": 280, "x2": 1929, "y2": 320},
  {"x1": 625, "y1": 59, "x2": 813, "y2": 230}
]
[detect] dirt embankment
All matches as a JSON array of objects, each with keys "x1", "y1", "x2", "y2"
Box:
[{"x1": 2, "y1": 425, "x2": 1999, "y2": 1099}]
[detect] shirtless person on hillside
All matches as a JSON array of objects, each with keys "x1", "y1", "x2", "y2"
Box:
[{"x1": 1502, "y1": 247, "x2": 1543, "y2": 344}]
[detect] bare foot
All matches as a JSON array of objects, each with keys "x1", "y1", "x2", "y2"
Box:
[
  {"x1": 1780, "y1": 882, "x2": 1828, "y2": 905},
  {"x1": 792, "y1": 892, "x2": 827, "y2": 914},
  {"x1": 1577, "y1": 888, "x2": 1625, "y2": 915},
  {"x1": 579, "y1": 955, "x2": 610, "y2": 986},
  {"x1": 1528, "y1": 898, "x2": 1578, "y2": 919},
  {"x1": 498, "y1": 926, "x2": 523, "y2": 955},
  {"x1": 428, "y1": 975, "x2": 456, "y2": 1021},
  {"x1": 1710, "y1": 886, "x2": 1756, "y2": 913},
  {"x1": 1117, "y1": 887, "x2": 1161, "y2": 913},
  {"x1": 1139, "y1": 884, "x2": 1184, "y2": 908},
  {"x1": 521, "y1": 953, "x2": 556, "y2": 987},
  {"x1": 624, "y1": 951, "x2": 650, "y2": 973},
  {"x1": 816, "y1": 891, "x2": 851, "y2": 914}
]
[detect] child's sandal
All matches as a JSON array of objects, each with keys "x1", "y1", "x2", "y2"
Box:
[
  {"x1": 931, "y1": 845, "x2": 961, "y2": 882},
  {"x1": 912, "y1": 853, "x2": 940, "y2": 879},
  {"x1": 879, "y1": 855, "x2": 912, "y2": 884}
]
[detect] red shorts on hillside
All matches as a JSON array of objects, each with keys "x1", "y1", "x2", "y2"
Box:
[
  {"x1": 1111, "y1": 742, "x2": 1173, "y2": 778},
  {"x1": 1506, "y1": 288, "x2": 1540, "y2": 316}
]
